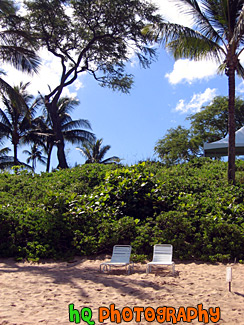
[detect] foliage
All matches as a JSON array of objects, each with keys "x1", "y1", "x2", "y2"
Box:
[
  {"x1": 154, "y1": 126, "x2": 199, "y2": 165},
  {"x1": 155, "y1": 96, "x2": 244, "y2": 165},
  {"x1": 1, "y1": 159, "x2": 244, "y2": 263},
  {"x1": 0, "y1": 0, "x2": 40, "y2": 74}
]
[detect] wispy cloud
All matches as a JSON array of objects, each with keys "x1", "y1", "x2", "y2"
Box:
[
  {"x1": 165, "y1": 59, "x2": 219, "y2": 85},
  {"x1": 174, "y1": 88, "x2": 218, "y2": 114}
]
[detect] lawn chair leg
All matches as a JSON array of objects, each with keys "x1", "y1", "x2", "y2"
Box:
[{"x1": 146, "y1": 264, "x2": 150, "y2": 274}]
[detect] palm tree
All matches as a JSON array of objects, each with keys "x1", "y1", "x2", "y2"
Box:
[
  {"x1": 23, "y1": 143, "x2": 47, "y2": 172},
  {"x1": 0, "y1": 0, "x2": 40, "y2": 75},
  {"x1": 0, "y1": 2, "x2": 40, "y2": 165},
  {"x1": 35, "y1": 96, "x2": 95, "y2": 171},
  {"x1": 145, "y1": 0, "x2": 244, "y2": 183},
  {"x1": 76, "y1": 138, "x2": 120, "y2": 164},
  {"x1": 0, "y1": 82, "x2": 37, "y2": 165}
]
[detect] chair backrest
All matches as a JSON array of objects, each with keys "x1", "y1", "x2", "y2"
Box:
[
  {"x1": 110, "y1": 245, "x2": 131, "y2": 263},
  {"x1": 152, "y1": 244, "x2": 173, "y2": 263}
]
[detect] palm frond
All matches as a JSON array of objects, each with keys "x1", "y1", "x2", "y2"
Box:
[
  {"x1": 0, "y1": 45, "x2": 40, "y2": 74},
  {"x1": 101, "y1": 156, "x2": 121, "y2": 164},
  {"x1": 0, "y1": 146, "x2": 11, "y2": 156},
  {"x1": 3, "y1": 158, "x2": 33, "y2": 170},
  {"x1": 22, "y1": 149, "x2": 31, "y2": 156},
  {"x1": 19, "y1": 115, "x2": 32, "y2": 134},
  {"x1": 57, "y1": 97, "x2": 79, "y2": 114},
  {"x1": 217, "y1": 62, "x2": 227, "y2": 75},
  {"x1": 37, "y1": 156, "x2": 48, "y2": 165},
  {"x1": 232, "y1": 3, "x2": 244, "y2": 46},
  {"x1": 0, "y1": 78, "x2": 30, "y2": 117},
  {"x1": 61, "y1": 119, "x2": 92, "y2": 131},
  {"x1": 166, "y1": 26, "x2": 225, "y2": 61},
  {"x1": 76, "y1": 146, "x2": 93, "y2": 161},
  {"x1": 0, "y1": 108, "x2": 11, "y2": 130},
  {"x1": 63, "y1": 129, "x2": 95, "y2": 144},
  {"x1": 236, "y1": 61, "x2": 244, "y2": 79},
  {"x1": 0, "y1": 0, "x2": 17, "y2": 16},
  {"x1": 0, "y1": 155, "x2": 15, "y2": 169},
  {"x1": 170, "y1": 0, "x2": 223, "y2": 42},
  {"x1": 0, "y1": 121, "x2": 12, "y2": 138},
  {"x1": 97, "y1": 144, "x2": 111, "y2": 161}
]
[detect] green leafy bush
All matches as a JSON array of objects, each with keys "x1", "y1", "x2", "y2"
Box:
[{"x1": 1, "y1": 159, "x2": 244, "y2": 262}]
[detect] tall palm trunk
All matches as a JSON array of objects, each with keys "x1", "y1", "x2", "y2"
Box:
[
  {"x1": 228, "y1": 68, "x2": 235, "y2": 183},
  {"x1": 12, "y1": 128, "x2": 19, "y2": 165},
  {"x1": 227, "y1": 51, "x2": 237, "y2": 184},
  {"x1": 13, "y1": 143, "x2": 18, "y2": 165}
]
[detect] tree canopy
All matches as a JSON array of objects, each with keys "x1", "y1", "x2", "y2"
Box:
[
  {"x1": 155, "y1": 126, "x2": 198, "y2": 165},
  {"x1": 24, "y1": 0, "x2": 162, "y2": 169},
  {"x1": 188, "y1": 96, "x2": 244, "y2": 149}
]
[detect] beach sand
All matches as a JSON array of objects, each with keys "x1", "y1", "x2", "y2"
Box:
[{"x1": 0, "y1": 257, "x2": 244, "y2": 324}]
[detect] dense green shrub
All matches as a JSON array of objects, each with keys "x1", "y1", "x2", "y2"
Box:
[{"x1": 1, "y1": 159, "x2": 244, "y2": 262}]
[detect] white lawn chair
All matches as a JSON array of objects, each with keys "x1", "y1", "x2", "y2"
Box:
[
  {"x1": 100, "y1": 245, "x2": 134, "y2": 274},
  {"x1": 146, "y1": 244, "x2": 175, "y2": 274}
]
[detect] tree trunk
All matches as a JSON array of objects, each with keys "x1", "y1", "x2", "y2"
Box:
[
  {"x1": 46, "y1": 144, "x2": 53, "y2": 172},
  {"x1": 13, "y1": 143, "x2": 18, "y2": 165},
  {"x1": 46, "y1": 100, "x2": 68, "y2": 169},
  {"x1": 227, "y1": 64, "x2": 236, "y2": 184},
  {"x1": 57, "y1": 139, "x2": 68, "y2": 169}
]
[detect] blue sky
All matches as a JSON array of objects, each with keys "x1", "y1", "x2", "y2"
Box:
[{"x1": 3, "y1": 0, "x2": 244, "y2": 172}]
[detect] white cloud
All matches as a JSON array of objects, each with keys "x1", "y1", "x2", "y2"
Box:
[
  {"x1": 237, "y1": 81, "x2": 244, "y2": 94},
  {"x1": 175, "y1": 88, "x2": 218, "y2": 113},
  {"x1": 73, "y1": 79, "x2": 84, "y2": 91},
  {"x1": 240, "y1": 51, "x2": 244, "y2": 65},
  {"x1": 153, "y1": 0, "x2": 193, "y2": 27},
  {"x1": 165, "y1": 59, "x2": 219, "y2": 85}
]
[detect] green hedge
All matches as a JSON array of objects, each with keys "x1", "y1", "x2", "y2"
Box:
[{"x1": 1, "y1": 159, "x2": 244, "y2": 262}]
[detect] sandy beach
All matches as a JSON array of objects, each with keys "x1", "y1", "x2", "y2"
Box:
[{"x1": 0, "y1": 257, "x2": 244, "y2": 324}]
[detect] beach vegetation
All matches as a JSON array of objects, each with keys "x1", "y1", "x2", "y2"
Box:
[{"x1": 1, "y1": 159, "x2": 244, "y2": 263}]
